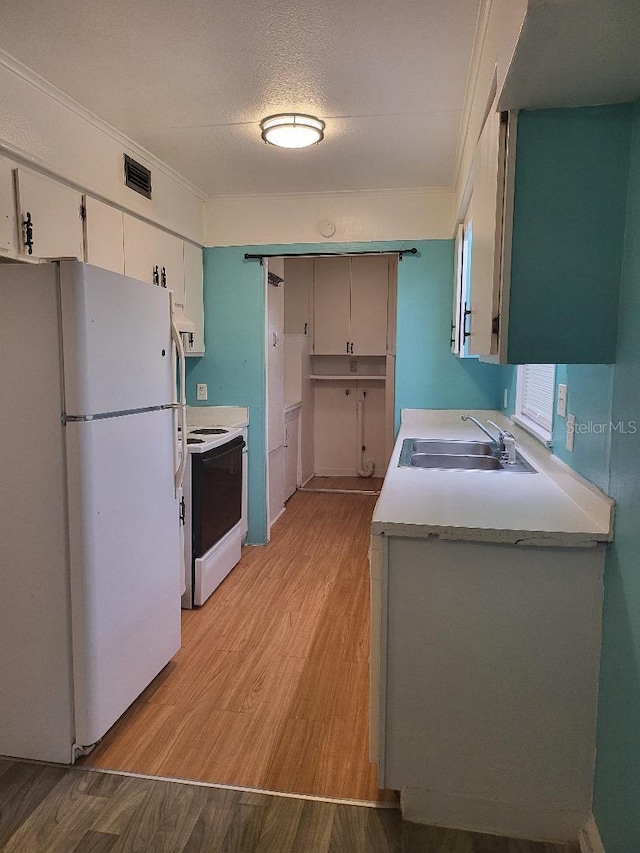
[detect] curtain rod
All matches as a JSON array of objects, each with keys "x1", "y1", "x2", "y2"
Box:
[{"x1": 244, "y1": 248, "x2": 418, "y2": 265}]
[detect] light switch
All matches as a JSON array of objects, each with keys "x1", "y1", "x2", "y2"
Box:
[
  {"x1": 196, "y1": 383, "x2": 208, "y2": 401},
  {"x1": 566, "y1": 413, "x2": 575, "y2": 452},
  {"x1": 557, "y1": 384, "x2": 568, "y2": 417}
]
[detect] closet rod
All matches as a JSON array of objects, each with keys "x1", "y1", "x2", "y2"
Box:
[{"x1": 244, "y1": 248, "x2": 418, "y2": 265}]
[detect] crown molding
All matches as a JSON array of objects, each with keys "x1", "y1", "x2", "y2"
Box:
[
  {"x1": 0, "y1": 47, "x2": 206, "y2": 201},
  {"x1": 205, "y1": 186, "x2": 453, "y2": 204}
]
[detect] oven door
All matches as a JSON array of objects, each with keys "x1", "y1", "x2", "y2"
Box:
[{"x1": 191, "y1": 435, "x2": 245, "y2": 560}]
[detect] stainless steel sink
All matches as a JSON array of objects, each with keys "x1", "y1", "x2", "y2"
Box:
[
  {"x1": 410, "y1": 453, "x2": 503, "y2": 470},
  {"x1": 411, "y1": 439, "x2": 494, "y2": 456},
  {"x1": 398, "y1": 438, "x2": 536, "y2": 473}
]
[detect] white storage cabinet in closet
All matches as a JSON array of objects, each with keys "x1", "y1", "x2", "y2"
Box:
[
  {"x1": 313, "y1": 256, "x2": 389, "y2": 356},
  {"x1": 284, "y1": 406, "x2": 301, "y2": 500},
  {"x1": 14, "y1": 169, "x2": 84, "y2": 261}
]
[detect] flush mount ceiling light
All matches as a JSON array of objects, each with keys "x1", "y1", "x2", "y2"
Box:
[{"x1": 260, "y1": 113, "x2": 325, "y2": 148}]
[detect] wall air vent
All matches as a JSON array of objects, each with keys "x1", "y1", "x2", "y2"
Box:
[{"x1": 124, "y1": 154, "x2": 152, "y2": 199}]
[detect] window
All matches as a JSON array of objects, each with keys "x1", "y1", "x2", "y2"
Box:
[{"x1": 514, "y1": 364, "x2": 556, "y2": 444}]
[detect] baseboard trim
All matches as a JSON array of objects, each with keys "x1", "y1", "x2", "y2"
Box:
[
  {"x1": 578, "y1": 815, "x2": 606, "y2": 853},
  {"x1": 400, "y1": 787, "x2": 589, "y2": 844}
]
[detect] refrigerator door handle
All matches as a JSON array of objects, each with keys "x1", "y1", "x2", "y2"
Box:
[{"x1": 170, "y1": 297, "x2": 188, "y2": 494}]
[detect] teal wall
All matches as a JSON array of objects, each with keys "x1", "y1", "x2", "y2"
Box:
[
  {"x1": 508, "y1": 105, "x2": 631, "y2": 364},
  {"x1": 551, "y1": 365, "x2": 615, "y2": 493},
  {"x1": 394, "y1": 239, "x2": 505, "y2": 431},
  {"x1": 594, "y1": 99, "x2": 640, "y2": 853},
  {"x1": 188, "y1": 240, "x2": 505, "y2": 544},
  {"x1": 501, "y1": 364, "x2": 614, "y2": 493}
]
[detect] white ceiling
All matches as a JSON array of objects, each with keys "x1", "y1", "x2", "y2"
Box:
[{"x1": 0, "y1": 0, "x2": 482, "y2": 196}]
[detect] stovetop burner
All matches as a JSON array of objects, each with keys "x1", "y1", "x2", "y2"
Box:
[
  {"x1": 187, "y1": 438, "x2": 204, "y2": 444},
  {"x1": 190, "y1": 428, "x2": 229, "y2": 435}
]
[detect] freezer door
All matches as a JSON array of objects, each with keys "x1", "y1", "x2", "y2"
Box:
[
  {"x1": 59, "y1": 261, "x2": 173, "y2": 416},
  {"x1": 65, "y1": 408, "x2": 181, "y2": 748}
]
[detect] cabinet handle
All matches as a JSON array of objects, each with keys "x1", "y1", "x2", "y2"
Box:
[
  {"x1": 153, "y1": 265, "x2": 160, "y2": 286},
  {"x1": 450, "y1": 321, "x2": 456, "y2": 347},
  {"x1": 22, "y1": 211, "x2": 34, "y2": 255},
  {"x1": 350, "y1": 342, "x2": 354, "y2": 354},
  {"x1": 346, "y1": 341, "x2": 349, "y2": 354},
  {"x1": 304, "y1": 322, "x2": 308, "y2": 335},
  {"x1": 161, "y1": 267, "x2": 167, "y2": 288},
  {"x1": 463, "y1": 304, "x2": 472, "y2": 342}
]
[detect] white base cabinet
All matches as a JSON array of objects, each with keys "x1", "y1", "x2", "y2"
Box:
[{"x1": 372, "y1": 533, "x2": 605, "y2": 842}]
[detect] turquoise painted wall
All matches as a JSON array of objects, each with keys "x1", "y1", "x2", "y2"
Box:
[
  {"x1": 501, "y1": 364, "x2": 614, "y2": 493},
  {"x1": 394, "y1": 239, "x2": 505, "y2": 431},
  {"x1": 594, "y1": 99, "x2": 640, "y2": 853},
  {"x1": 551, "y1": 365, "x2": 614, "y2": 493},
  {"x1": 508, "y1": 105, "x2": 631, "y2": 364},
  {"x1": 188, "y1": 240, "x2": 505, "y2": 544}
]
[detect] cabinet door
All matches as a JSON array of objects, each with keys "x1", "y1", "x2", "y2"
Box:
[
  {"x1": 0, "y1": 158, "x2": 17, "y2": 256},
  {"x1": 313, "y1": 256, "x2": 351, "y2": 355},
  {"x1": 157, "y1": 230, "x2": 185, "y2": 309},
  {"x1": 183, "y1": 242, "x2": 205, "y2": 356},
  {"x1": 284, "y1": 412, "x2": 299, "y2": 500},
  {"x1": 313, "y1": 383, "x2": 358, "y2": 475},
  {"x1": 284, "y1": 257, "x2": 313, "y2": 335},
  {"x1": 84, "y1": 196, "x2": 124, "y2": 274},
  {"x1": 14, "y1": 169, "x2": 83, "y2": 260},
  {"x1": 350, "y1": 255, "x2": 389, "y2": 355},
  {"x1": 267, "y1": 258, "x2": 285, "y2": 452},
  {"x1": 123, "y1": 214, "x2": 157, "y2": 285},
  {"x1": 467, "y1": 107, "x2": 503, "y2": 356}
]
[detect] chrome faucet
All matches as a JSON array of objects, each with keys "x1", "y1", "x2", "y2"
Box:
[{"x1": 461, "y1": 415, "x2": 518, "y2": 464}]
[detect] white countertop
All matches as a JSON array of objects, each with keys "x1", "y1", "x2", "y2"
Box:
[{"x1": 372, "y1": 409, "x2": 614, "y2": 547}]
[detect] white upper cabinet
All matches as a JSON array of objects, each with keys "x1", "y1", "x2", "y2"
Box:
[
  {"x1": 183, "y1": 241, "x2": 204, "y2": 356},
  {"x1": 0, "y1": 159, "x2": 17, "y2": 256},
  {"x1": 123, "y1": 213, "x2": 185, "y2": 306},
  {"x1": 123, "y1": 214, "x2": 157, "y2": 284},
  {"x1": 313, "y1": 255, "x2": 388, "y2": 356},
  {"x1": 14, "y1": 169, "x2": 84, "y2": 261},
  {"x1": 84, "y1": 196, "x2": 124, "y2": 274},
  {"x1": 465, "y1": 105, "x2": 504, "y2": 357},
  {"x1": 313, "y1": 257, "x2": 351, "y2": 355},
  {"x1": 349, "y1": 256, "x2": 389, "y2": 356},
  {"x1": 284, "y1": 257, "x2": 313, "y2": 336}
]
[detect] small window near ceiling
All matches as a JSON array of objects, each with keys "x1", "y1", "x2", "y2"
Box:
[{"x1": 514, "y1": 364, "x2": 556, "y2": 444}]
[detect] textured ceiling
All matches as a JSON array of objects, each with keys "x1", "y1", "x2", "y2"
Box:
[{"x1": 0, "y1": 0, "x2": 482, "y2": 195}]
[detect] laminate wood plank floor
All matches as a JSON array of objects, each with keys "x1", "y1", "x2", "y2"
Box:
[
  {"x1": 0, "y1": 761, "x2": 581, "y2": 853},
  {"x1": 82, "y1": 492, "x2": 392, "y2": 802},
  {"x1": 302, "y1": 476, "x2": 384, "y2": 494}
]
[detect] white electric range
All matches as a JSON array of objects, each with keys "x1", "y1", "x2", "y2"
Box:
[{"x1": 181, "y1": 425, "x2": 246, "y2": 608}]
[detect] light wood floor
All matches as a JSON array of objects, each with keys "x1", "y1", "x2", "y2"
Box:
[
  {"x1": 302, "y1": 476, "x2": 384, "y2": 494},
  {"x1": 0, "y1": 760, "x2": 580, "y2": 853},
  {"x1": 83, "y1": 491, "x2": 393, "y2": 802}
]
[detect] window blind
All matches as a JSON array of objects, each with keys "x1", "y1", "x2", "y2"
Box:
[{"x1": 520, "y1": 364, "x2": 555, "y2": 432}]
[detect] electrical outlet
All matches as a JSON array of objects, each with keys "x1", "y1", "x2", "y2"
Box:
[
  {"x1": 557, "y1": 384, "x2": 568, "y2": 417},
  {"x1": 196, "y1": 383, "x2": 208, "y2": 401},
  {"x1": 566, "y1": 413, "x2": 575, "y2": 452},
  {"x1": 350, "y1": 359, "x2": 358, "y2": 373},
  {"x1": 503, "y1": 388, "x2": 508, "y2": 409}
]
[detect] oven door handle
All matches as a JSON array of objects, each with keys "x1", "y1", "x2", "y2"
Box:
[{"x1": 199, "y1": 437, "x2": 246, "y2": 465}]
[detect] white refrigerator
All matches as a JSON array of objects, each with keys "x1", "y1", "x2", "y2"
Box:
[{"x1": 0, "y1": 261, "x2": 185, "y2": 763}]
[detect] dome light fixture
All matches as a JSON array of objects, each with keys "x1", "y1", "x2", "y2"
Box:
[{"x1": 260, "y1": 113, "x2": 325, "y2": 149}]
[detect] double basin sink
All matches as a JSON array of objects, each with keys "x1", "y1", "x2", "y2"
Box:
[{"x1": 399, "y1": 439, "x2": 536, "y2": 473}]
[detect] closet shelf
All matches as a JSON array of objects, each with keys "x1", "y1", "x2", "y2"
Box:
[{"x1": 310, "y1": 374, "x2": 386, "y2": 381}]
